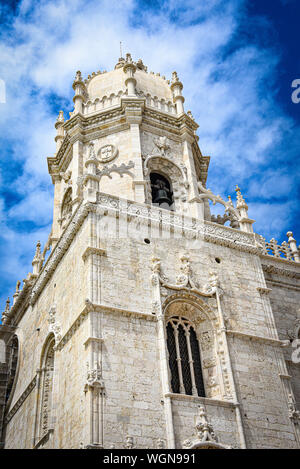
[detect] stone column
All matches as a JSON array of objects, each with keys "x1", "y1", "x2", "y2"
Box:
[
  {"x1": 151, "y1": 257, "x2": 176, "y2": 448},
  {"x1": 72, "y1": 140, "x2": 83, "y2": 210},
  {"x1": 72, "y1": 71, "x2": 85, "y2": 114},
  {"x1": 51, "y1": 174, "x2": 62, "y2": 247}
]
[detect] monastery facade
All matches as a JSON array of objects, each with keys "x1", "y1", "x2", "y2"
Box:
[{"x1": 0, "y1": 54, "x2": 300, "y2": 449}]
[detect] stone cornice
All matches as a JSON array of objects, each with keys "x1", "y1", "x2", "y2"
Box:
[
  {"x1": 262, "y1": 261, "x2": 300, "y2": 279},
  {"x1": 226, "y1": 329, "x2": 283, "y2": 347},
  {"x1": 165, "y1": 393, "x2": 237, "y2": 408},
  {"x1": 55, "y1": 302, "x2": 157, "y2": 351},
  {"x1": 9, "y1": 193, "x2": 298, "y2": 326}
]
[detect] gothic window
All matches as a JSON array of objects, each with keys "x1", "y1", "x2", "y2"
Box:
[
  {"x1": 39, "y1": 336, "x2": 55, "y2": 438},
  {"x1": 5, "y1": 335, "x2": 19, "y2": 404},
  {"x1": 166, "y1": 316, "x2": 205, "y2": 397},
  {"x1": 150, "y1": 172, "x2": 174, "y2": 210}
]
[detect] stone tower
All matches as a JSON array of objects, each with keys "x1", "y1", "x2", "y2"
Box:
[{"x1": 1, "y1": 54, "x2": 300, "y2": 449}]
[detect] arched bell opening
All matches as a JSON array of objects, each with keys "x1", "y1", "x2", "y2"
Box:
[{"x1": 150, "y1": 172, "x2": 174, "y2": 211}]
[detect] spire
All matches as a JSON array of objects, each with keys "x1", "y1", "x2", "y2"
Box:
[
  {"x1": 123, "y1": 53, "x2": 137, "y2": 96},
  {"x1": 72, "y1": 70, "x2": 86, "y2": 114},
  {"x1": 234, "y1": 185, "x2": 255, "y2": 233},
  {"x1": 235, "y1": 185, "x2": 248, "y2": 210}
]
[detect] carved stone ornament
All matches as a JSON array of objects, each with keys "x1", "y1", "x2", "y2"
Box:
[
  {"x1": 151, "y1": 254, "x2": 221, "y2": 298},
  {"x1": 182, "y1": 406, "x2": 231, "y2": 449},
  {"x1": 153, "y1": 136, "x2": 170, "y2": 157},
  {"x1": 288, "y1": 393, "x2": 300, "y2": 424},
  {"x1": 48, "y1": 306, "x2": 62, "y2": 347},
  {"x1": 98, "y1": 144, "x2": 118, "y2": 163},
  {"x1": 85, "y1": 362, "x2": 104, "y2": 391}
]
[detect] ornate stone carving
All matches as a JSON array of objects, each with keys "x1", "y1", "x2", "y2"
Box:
[
  {"x1": 154, "y1": 254, "x2": 221, "y2": 299},
  {"x1": 153, "y1": 136, "x2": 170, "y2": 157},
  {"x1": 48, "y1": 306, "x2": 62, "y2": 347},
  {"x1": 288, "y1": 393, "x2": 300, "y2": 424},
  {"x1": 85, "y1": 363, "x2": 104, "y2": 392},
  {"x1": 97, "y1": 161, "x2": 134, "y2": 179},
  {"x1": 182, "y1": 406, "x2": 231, "y2": 449},
  {"x1": 98, "y1": 144, "x2": 118, "y2": 163},
  {"x1": 124, "y1": 435, "x2": 134, "y2": 449}
]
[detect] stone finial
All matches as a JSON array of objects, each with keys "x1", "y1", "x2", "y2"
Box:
[
  {"x1": 32, "y1": 241, "x2": 42, "y2": 275},
  {"x1": 73, "y1": 70, "x2": 83, "y2": 84},
  {"x1": 196, "y1": 406, "x2": 217, "y2": 442},
  {"x1": 170, "y1": 71, "x2": 184, "y2": 114},
  {"x1": 171, "y1": 71, "x2": 179, "y2": 84},
  {"x1": 235, "y1": 185, "x2": 248, "y2": 210},
  {"x1": 115, "y1": 57, "x2": 125, "y2": 69},
  {"x1": 287, "y1": 231, "x2": 300, "y2": 262},
  {"x1": 56, "y1": 110, "x2": 64, "y2": 123},
  {"x1": 13, "y1": 280, "x2": 21, "y2": 305},
  {"x1": 2, "y1": 297, "x2": 10, "y2": 323},
  {"x1": 85, "y1": 142, "x2": 98, "y2": 177},
  {"x1": 234, "y1": 185, "x2": 254, "y2": 233},
  {"x1": 136, "y1": 58, "x2": 147, "y2": 71},
  {"x1": 187, "y1": 110, "x2": 194, "y2": 120},
  {"x1": 125, "y1": 53, "x2": 132, "y2": 63},
  {"x1": 123, "y1": 52, "x2": 137, "y2": 95},
  {"x1": 72, "y1": 70, "x2": 86, "y2": 114}
]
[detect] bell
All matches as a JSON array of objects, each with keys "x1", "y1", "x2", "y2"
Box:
[{"x1": 154, "y1": 189, "x2": 172, "y2": 206}]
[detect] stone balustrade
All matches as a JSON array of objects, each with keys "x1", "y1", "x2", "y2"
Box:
[{"x1": 259, "y1": 231, "x2": 300, "y2": 262}]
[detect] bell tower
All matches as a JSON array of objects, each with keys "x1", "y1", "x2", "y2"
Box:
[
  {"x1": 47, "y1": 53, "x2": 214, "y2": 249},
  {"x1": 2, "y1": 54, "x2": 300, "y2": 451}
]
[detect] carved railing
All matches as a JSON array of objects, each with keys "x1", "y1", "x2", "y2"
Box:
[
  {"x1": 82, "y1": 90, "x2": 176, "y2": 117},
  {"x1": 258, "y1": 232, "x2": 300, "y2": 263}
]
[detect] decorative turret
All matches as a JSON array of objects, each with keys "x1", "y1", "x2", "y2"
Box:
[
  {"x1": 32, "y1": 241, "x2": 42, "y2": 275},
  {"x1": 170, "y1": 71, "x2": 184, "y2": 115},
  {"x1": 72, "y1": 70, "x2": 86, "y2": 114},
  {"x1": 123, "y1": 53, "x2": 137, "y2": 96},
  {"x1": 235, "y1": 185, "x2": 255, "y2": 233},
  {"x1": 54, "y1": 110, "x2": 64, "y2": 152}
]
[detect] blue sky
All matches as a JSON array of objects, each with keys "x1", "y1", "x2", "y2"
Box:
[{"x1": 0, "y1": 0, "x2": 299, "y2": 315}]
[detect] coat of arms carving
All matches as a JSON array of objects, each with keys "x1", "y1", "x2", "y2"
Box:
[{"x1": 98, "y1": 144, "x2": 118, "y2": 163}]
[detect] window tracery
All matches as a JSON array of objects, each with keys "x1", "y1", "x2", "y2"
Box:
[{"x1": 166, "y1": 316, "x2": 205, "y2": 397}]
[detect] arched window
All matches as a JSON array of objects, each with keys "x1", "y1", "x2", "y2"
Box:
[
  {"x1": 5, "y1": 335, "x2": 19, "y2": 404},
  {"x1": 150, "y1": 172, "x2": 174, "y2": 210},
  {"x1": 38, "y1": 336, "x2": 55, "y2": 439},
  {"x1": 166, "y1": 316, "x2": 205, "y2": 397}
]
